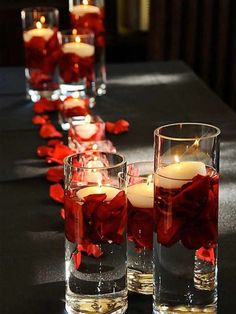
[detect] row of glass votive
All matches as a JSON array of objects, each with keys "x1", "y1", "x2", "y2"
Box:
[
  {"x1": 21, "y1": 2, "x2": 105, "y2": 102},
  {"x1": 64, "y1": 123, "x2": 220, "y2": 314}
]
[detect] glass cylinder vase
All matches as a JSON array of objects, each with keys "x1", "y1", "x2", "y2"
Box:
[
  {"x1": 153, "y1": 123, "x2": 220, "y2": 313},
  {"x1": 127, "y1": 161, "x2": 154, "y2": 295},
  {"x1": 69, "y1": 0, "x2": 106, "y2": 95},
  {"x1": 64, "y1": 152, "x2": 127, "y2": 314}
]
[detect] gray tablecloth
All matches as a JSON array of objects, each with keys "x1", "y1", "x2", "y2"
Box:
[{"x1": 0, "y1": 61, "x2": 235, "y2": 313}]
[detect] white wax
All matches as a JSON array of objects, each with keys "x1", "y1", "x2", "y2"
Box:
[
  {"x1": 62, "y1": 42, "x2": 94, "y2": 58},
  {"x1": 64, "y1": 98, "x2": 86, "y2": 109},
  {"x1": 75, "y1": 123, "x2": 97, "y2": 139},
  {"x1": 72, "y1": 4, "x2": 100, "y2": 16},
  {"x1": 77, "y1": 186, "x2": 120, "y2": 201},
  {"x1": 127, "y1": 182, "x2": 154, "y2": 208},
  {"x1": 155, "y1": 161, "x2": 207, "y2": 189},
  {"x1": 23, "y1": 28, "x2": 54, "y2": 42}
]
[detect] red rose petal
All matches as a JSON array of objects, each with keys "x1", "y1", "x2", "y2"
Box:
[
  {"x1": 32, "y1": 115, "x2": 49, "y2": 125},
  {"x1": 60, "y1": 208, "x2": 65, "y2": 220},
  {"x1": 39, "y1": 123, "x2": 63, "y2": 139},
  {"x1": 46, "y1": 167, "x2": 64, "y2": 182},
  {"x1": 47, "y1": 139, "x2": 63, "y2": 147},
  {"x1": 106, "y1": 119, "x2": 129, "y2": 134},
  {"x1": 46, "y1": 144, "x2": 75, "y2": 164},
  {"x1": 37, "y1": 145, "x2": 54, "y2": 157},
  {"x1": 72, "y1": 251, "x2": 82, "y2": 269},
  {"x1": 34, "y1": 98, "x2": 61, "y2": 114},
  {"x1": 196, "y1": 247, "x2": 215, "y2": 265},
  {"x1": 49, "y1": 183, "x2": 64, "y2": 203}
]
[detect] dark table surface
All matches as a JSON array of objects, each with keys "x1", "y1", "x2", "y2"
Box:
[{"x1": 0, "y1": 61, "x2": 236, "y2": 314}]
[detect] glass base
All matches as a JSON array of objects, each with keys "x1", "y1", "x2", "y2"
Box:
[
  {"x1": 66, "y1": 291, "x2": 127, "y2": 314},
  {"x1": 153, "y1": 303, "x2": 217, "y2": 313},
  {"x1": 128, "y1": 269, "x2": 153, "y2": 295},
  {"x1": 27, "y1": 88, "x2": 60, "y2": 102}
]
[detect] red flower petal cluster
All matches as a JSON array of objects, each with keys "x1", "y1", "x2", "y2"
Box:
[
  {"x1": 128, "y1": 201, "x2": 153, "y2": 250},
  {"x1": 64, "y1": 190, "x2": 127, "y2": 246},
  {"x1": 39, "y1": 123, "x2": 63, "y2": 139},
  {"x1": 72, "y1": 243, "x2": 103, "y2": 270},
  {"x1": 106, "y1": 119, "x2": 129, "y2": 134},
  {"x1": 32, "y1": 115, "x2": 49, "y2": 125},
  {"x1": 70, "y1": 11, "x2": 105, "y2": 47},
  {"x1": 59, "y1": 54, "x2": 94, "y2": 84},
  {"x1": 49, "y1": 183, "x2": 64, "y2": 203},
  {"x1": 34, "y1": 98, "x2": 61, "y2": 114},
  {"x1": 155, "y1": 172, "x2": 219, "y2": 250},
  {"x1": 46, "y1": 167, "x2": 64, "y2": 182}
]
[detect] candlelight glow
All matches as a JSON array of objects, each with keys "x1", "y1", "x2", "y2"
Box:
[
  {"x1": 75, "y1": 36, "x2": 81, "y2": 43},
  {"x1": 147, "y1": 174, "x2": 153, "y2": 186},
  {"x1": 40, "y1": 16, "x2": 46, "y2": 24},
  {"x1": 92, "y1": 144, "x2": 98, "y2": 150},
  {"x1": 72, "y1": 28, "x2": 77, "y2": 35},
  {"x1": 36, "y1": 21, "x2": 42, "y2": 29},
  {"x1": 85, "y1": 115, "x2": 91, "y2": 123},
  {"x1": 83, "y1": 0, "x2": 89, "y2": 5},
  {"x1": 193, "y1": 138, "x2": 200, "y2": 148},
  {"x1": 174, "y1": 155, "x2": 180, "y2": 163}
]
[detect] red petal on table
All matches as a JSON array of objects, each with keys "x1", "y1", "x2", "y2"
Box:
[
  {"x1": 46, "y1": 167, "x2": 64, "y2": 182},
  {"x1": 49, "y1": 183, "x2": 64, "y2": 203},
  {"x1": 196, "y1": 247, "x2": 215, "y2": 265},
  {"x1": 32, "y1": 115, "x2": 49, "y2": 125},
  {"x1": 72, "y1": 251, "x2": 82, "y2": 269},
  {"x1": 46, "y1": 144, "x2": 75, "y2": 164},
  {"x1": 106, "y1": 119, "x2": 129, "y2": 134},
  {"x1": 47, "y1": 139, "x2": 63, "y2": 147},
  {"x1": 37, "y1": 145, "x2": 54, "y2": 157},
  {"x1": 34, "y1": 98, "x2": 61, "y2": 114},
  {"x1": 60, "y1": 208, "x2": 65, "y2": 220},
  {"x1": 39, "y1": 123, "x2": 63, "y2": 139}
]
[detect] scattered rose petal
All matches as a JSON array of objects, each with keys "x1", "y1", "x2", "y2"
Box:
[
  {"x1": 47, "y1": 139, "x2": 63, "y2": 147},
  {"x1": 32, "y1": 115, "x2": 49, "y2": 125},
  {"x1": 39, "y1": 123, "x2": 63, "y2": 139},
  {"x1": 34, "y1": 98, "x2": 61, "y2": 114},
  {"x1": 106, "y1": 119, "x2": 129, "y2": 134},
  {"x1": 49, "y1": 183, "x2": 64, "y2": 203},
  {"x1": 37, "y1": 145, "x2": 54, "y2": 157},
  {"x1": 46, "y1": 167, "x2": 64, "y2": 182},
  {"x1": 46, "y1": 143, "x2": 75, "y2": 164}
]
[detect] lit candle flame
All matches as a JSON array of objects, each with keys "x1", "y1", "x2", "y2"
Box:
[
  {"x1": 72, "y1": 28, "x2": 77, "y2": 36},
  {"x1": 193, "y1": 138, "x2": 200, "y2": 148},
  {"x1": 92, "y1": 144, "x2": 98, "y2": 150},
  {"x1": 83, "y1": 0, "x2": 89, "y2": 5},
  {"x1": 40, "y1": 16, "x2": 45, "y2": 24},
  {"x1": 147, "y1": 174, "x2": 153, "y2": 186},
  {"x1": 36, "y1": 21, "x2": 42, "y2": 29},
  {"x1": 75, "y1": 36, "x2": 81, "y2": 43},
  {"x1": 174, "y1": 155, "x2": 180, "y2": 163}
]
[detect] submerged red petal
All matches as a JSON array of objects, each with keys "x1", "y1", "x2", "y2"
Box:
[
  {"x1": 39, "y1": 123, "x2": 63, "y2": 139},
  {"x1": 49, "y1": 183, "x2": 64, "y2": 203},
  {"x1": 72, "y1": 251, "x2": 82, "y2": 269},
  {"x1": 60, "y1": 208, "x2": 65, "y2": 220},
  {"x1": 196, "y1": 247, "x2": 215, "y2": 265}
]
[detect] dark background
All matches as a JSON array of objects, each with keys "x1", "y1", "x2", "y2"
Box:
[{"x1": 0, "y1": 0, "x2": 235, "y2": 110}]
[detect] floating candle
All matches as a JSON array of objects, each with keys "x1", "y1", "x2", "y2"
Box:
[
  {"x1": 127, "y1": 181, "x2": 154, "y2": 208},
  {"x1": 155, "y1": 161, "x2": 207, "y2": 189},
  {"x1": 64, "y1": 98, "x2": 86, "y2": 109},
  {"x1": 23, "y1": 20, "x2": 54, "y2": 42},
  {"x1": 72, "y1": 4, "x2": 100, "y2": 16},
  {"x1": 62, "y1": 42, "x2": 95, "y2": 58},
  {"x1": 77, "y1": 185, "x2": 120, "y2": 201}
]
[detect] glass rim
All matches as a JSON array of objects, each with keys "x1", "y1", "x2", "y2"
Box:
[
  {"x1": 21, "y1": 6, "x2": 59, "y2": 14},
  {"x1": 64, "y1": 151, "x2": 126, "y2": 170},
  {"x1": 154, "y1": 122, "x2": 221, "y2": 141},
  {"x1": 60, "y1": 29, "x2": 95, "y2": 39},
  {"x1": 127, "y1": 161, "x2": 154, "y2": 178}
]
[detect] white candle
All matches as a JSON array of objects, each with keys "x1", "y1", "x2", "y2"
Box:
[
  {"x1": 74, "y1": 123, "x2": 97, "y2": 139},
  {"x1": 72, "y1": 4, "x2": 100, "y2": 16},
  {"x1": 127, "y1": 182, "x2": 154, "y2": 208},
  {"x1": 23, "y1": 25, "x2": 54, "y2": 42},
  {"x1": 155, "y1": 161, "x2": 207, "y2": 189},
  {"x1": 64, "y1": 98, "x2": 86, "y2": 109},
  {"x1": 62, "y1": 42, "x2": 94, "y2": 58},
  {"x1": 77, "y1": 185, "x2": 120, "y2": 201}
]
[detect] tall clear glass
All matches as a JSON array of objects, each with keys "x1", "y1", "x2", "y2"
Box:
[
  {"x1": 59, "y1": 30, "x2": 96, "y2": 107},
  {"x1": 69, "y1": 0, "x2": 106, "y2": 95},
  {"x1": 153, "y1": 123, "x2": 220, "y2": 313},
  {"x1": 64, "y1": 152, "x2": 127, "y2": 314},
  {"x1": 21, "y1": 7, "x2": 60, "y2": 101},
  {"x1": 127, "y1": 161, "x2": 153, "y2": 295}
]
